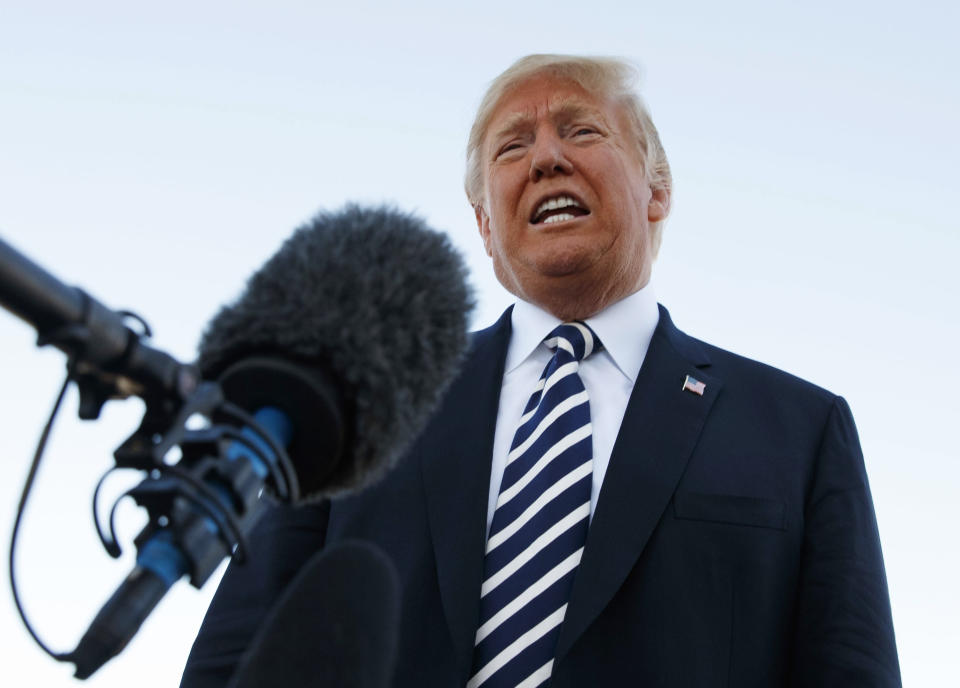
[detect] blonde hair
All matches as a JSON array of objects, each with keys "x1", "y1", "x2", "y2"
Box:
[{"x1": 464, "y1": 54, "x2": 672, "y2": 255}]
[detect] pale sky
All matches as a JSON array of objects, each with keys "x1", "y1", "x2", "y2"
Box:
[{"x1": 1, "y1": 1, "x2": 957, "y2": 685}]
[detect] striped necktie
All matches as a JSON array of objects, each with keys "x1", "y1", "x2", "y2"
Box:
[{"x1": 468, "y1": 321, "x2": 601, "y2": 688}]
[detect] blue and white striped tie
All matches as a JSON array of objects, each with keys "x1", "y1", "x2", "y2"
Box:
[{"x1": 468, "y1": 321, "x2": 601, "y2": 688}]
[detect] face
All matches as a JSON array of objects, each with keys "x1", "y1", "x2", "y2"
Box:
[{"x1": 476, "y1": 76, "x2": 668, "y2": 320}]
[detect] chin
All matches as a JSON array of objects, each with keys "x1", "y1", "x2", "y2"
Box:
[{"x1": 527, "y1": 243, "x2": 602, "y2": 278}]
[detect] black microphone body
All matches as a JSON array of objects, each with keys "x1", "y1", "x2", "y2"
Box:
[{"x1": 71, "y1": 566, "x2": 172, "y2": 680}]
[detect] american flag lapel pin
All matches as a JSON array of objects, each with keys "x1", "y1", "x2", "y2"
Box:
[{"x1": 682, "y1": 375, "x2": 706, "y2": 396}]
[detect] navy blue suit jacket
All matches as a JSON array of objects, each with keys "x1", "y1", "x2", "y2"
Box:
[{"x1": 182, "y1": 306, "x2": 900, "y2": 687}]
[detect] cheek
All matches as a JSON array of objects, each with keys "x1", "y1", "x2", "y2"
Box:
[
  {"x1": 486, "y1": 191, "x2": 523, "y2": 246},
  {"x1": 487, "y1": 165, "x2": 526, "y2": 208},
  {"x1": 612, "y1": 175, "x2": 652, "y2": 230}
]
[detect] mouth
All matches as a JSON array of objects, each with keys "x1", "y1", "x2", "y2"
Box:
[{"x1": 529, "y1": 193, "x2": 591, "y2": 225}]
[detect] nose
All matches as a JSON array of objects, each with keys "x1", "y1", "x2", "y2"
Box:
[{"x1": 529, "y1": 131, "x2": 573, "y2": 182}]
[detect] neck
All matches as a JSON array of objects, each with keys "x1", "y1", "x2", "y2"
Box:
[{"x1": 513, "y1": 271, "x2": 650, "y2": 322}]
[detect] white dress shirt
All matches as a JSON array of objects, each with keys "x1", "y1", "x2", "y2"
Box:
[{"x1": 485, "y1": 283, "x2": 661, "y2": 534}]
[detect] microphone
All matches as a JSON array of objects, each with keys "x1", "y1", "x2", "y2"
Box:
[
  {"x1": 66, "y1": 204, "x2": 473, "y2": 677},
  {"x1": 226, "y1": 541, "x2": 401, "y2": 688},
  {"x1": 198, "y1": 203, "x2": 474, "y2": 500}
]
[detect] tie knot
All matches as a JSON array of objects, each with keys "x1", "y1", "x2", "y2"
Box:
[{"x1": 544, "y1": 321, "x2": 603, "y2": 362}]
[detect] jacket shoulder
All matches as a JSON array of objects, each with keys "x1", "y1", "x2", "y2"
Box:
[
  {"x1": 702, "y1": 337, "x2": 836, "y2": 404},
  {"x1": 660, "y1": 306, "x2": 840, "y2": 419}
]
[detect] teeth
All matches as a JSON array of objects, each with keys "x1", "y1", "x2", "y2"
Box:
[
  {"x1": 534, "y1": 195, "x2": 582, "y2": 220},
  {"x1": 543, "y1": 213, "x2": 575, "y2": 224}
]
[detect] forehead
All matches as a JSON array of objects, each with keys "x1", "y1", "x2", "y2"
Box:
[{"x1": 485, "y1": 77, "x2": 613, "y2": 141}]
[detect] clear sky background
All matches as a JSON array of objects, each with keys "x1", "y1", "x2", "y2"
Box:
[{"x1": 1, "y1": 1, "x2": 957, "y2": 685}]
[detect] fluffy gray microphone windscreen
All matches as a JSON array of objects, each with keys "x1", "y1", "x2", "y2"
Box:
[{"x1": 197, "y1": 204, "x2": 473, "y2": 499}]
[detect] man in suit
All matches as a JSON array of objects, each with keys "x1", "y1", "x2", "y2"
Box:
[{"x1": 182, "y1": 55, "x2": 900, "y2": 687}]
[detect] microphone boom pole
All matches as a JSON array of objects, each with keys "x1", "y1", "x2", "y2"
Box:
[{"x1": 0, "y1": 234, "x2": 198, "y2": 415}]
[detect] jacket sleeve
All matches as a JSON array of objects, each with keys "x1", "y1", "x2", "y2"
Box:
[
  {"x1": 790, "y1": 396, "x2": 901, "y2": 687},
  {"x1": 179, "y1": 500, "x2": 331, "y2": 688}
]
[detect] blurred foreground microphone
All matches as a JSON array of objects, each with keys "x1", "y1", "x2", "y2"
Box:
[
  {"x1": 227, "y1": 541, "x2": 401, "y2": 688},
  {"x1": 67, "y1": 205, "x2": 473, "y2": 677}
]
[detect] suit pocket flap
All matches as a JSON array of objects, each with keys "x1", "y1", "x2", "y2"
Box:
[{"x1": 673, "y1": 492, "x2": 786, "y2": 530}]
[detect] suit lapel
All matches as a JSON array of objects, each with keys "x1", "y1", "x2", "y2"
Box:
[
  {"x1": 420, "y1": 309, "x2": 512, "y2": 683},
  {"x1": 555, "y1": 306, "x2": 723, "y2": 661}
]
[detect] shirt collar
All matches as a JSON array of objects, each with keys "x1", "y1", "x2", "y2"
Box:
[{"x1": 505, "y1": 280, "x2": 660, "y2": 383}]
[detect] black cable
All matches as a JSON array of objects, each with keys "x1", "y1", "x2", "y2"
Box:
[
  {"x1": 8, "y1": 363, "x2": 76, "y2": 662},
  {"x1": 92, "y1": 467, "x2": 123, "y2": 558}
]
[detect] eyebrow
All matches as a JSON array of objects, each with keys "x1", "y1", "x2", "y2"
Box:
[
  {"x1": 490, "y1": 110, "x2": 535, "y2": 142},
  {"x1": 550, "y1": 97, "x2": 606, "y2": 126},
  {"x1": 489, "y1": 96, "x2": 609, "y2": 143}
]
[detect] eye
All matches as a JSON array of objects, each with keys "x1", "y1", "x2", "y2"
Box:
[
  {"x1": 573, "y1": 126, "x2": 598, "y2": 137},
  {"x1": 495, "y1": 141, "x2": 525, "y2": 159}
]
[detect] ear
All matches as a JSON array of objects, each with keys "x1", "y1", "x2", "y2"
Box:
[
  {"x1": 647, "y1": 184, "x2": 670, "y2": 223},
  {"x1": 475, "y1": 205, "x2": 493, "y2": 256}
]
